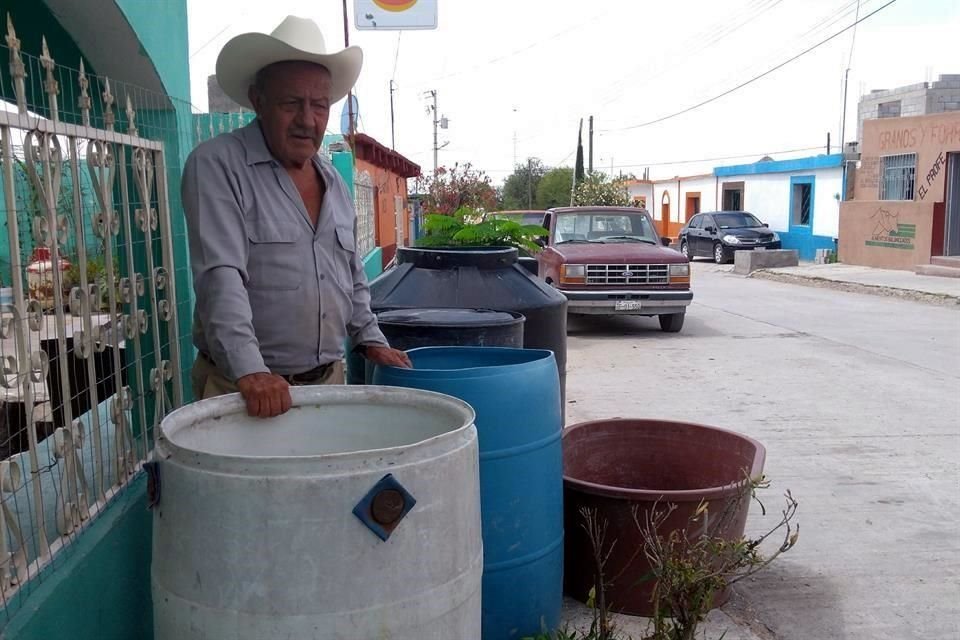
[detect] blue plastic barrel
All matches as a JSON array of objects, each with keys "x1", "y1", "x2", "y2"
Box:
[{"x1": 373, "y1": 346, "x2": 563, "y2": 640}]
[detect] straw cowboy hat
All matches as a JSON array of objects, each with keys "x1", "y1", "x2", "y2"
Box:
[{"x1": 216, "y1": 15, "x2": 363, "y2": 109}]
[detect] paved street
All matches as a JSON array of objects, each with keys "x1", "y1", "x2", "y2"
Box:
[{"x1": 562, "y1": 262, "x2": 960, "y2": 640}]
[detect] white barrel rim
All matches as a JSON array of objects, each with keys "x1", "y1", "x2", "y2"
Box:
[{"x1": 157, "y1": 385, "x2": 476, "y2": 465}]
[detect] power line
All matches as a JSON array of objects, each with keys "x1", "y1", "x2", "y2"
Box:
[
  {"x1": 410, "y1": 6, "x2": 618, "y2": 88},
  {"x1": 600, "y1": 0, "x2": 897, "y2": 134},
  {"x1": 666, "y1": 0, "x2": 880, "y2": 131},
  {"x1": 189, "y1": 15, "x2": 248, "y2": 59},
  {"x1": 602, "y1": 145, "x2": 825, "y2": 170},
  {"x1": 391, "y1": 32, "x2": 403, "y2": 82},
  {"x1": 516, "y1": 0, "x2": 866, "y2": 148},
  {"x1": 480, "y1": 144, "x2": 826, "y2": 174},
  {"x1": 597, "y1": 0, "x2": 787, "y2": 109}
]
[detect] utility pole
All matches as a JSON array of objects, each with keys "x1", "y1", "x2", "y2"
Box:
[
  {"x1": 342, "y1": 0, "x2": 354, "y2": 140},
  {"x1": 840, "y1": 0, "x2": 861, "y2": 154},
  {"x1": 389, "y1": 80, "x2": 397, "y2": 150},
  {"x1": 527, "y1": 157, "x2": 532, "y2": 208},
  {"x1": 513, "y1": 107, "x2": 518, "y2": 168},
  {"x1": 840, "y1": 67, "x2": 850, "y2": 152},
  {"x1": 588, "y1": 115, "x2": 594, "y2": 173},
  {"x1": 426, "y1": 89, "x2": 438, "y2": 174}
]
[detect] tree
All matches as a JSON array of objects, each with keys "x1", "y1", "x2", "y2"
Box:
[
  {"x1": 573, "y1": 171, "x2": 631, "y2": 206},
  {"x1": 500, "y1": 157, "x2": 546, "y2": 210},
  {"x1": 536, "y1": 167, "x2": 574, "y2": 209},
  {"x1": 415, "y1": 163, "x2": 499, "y2": 215}
]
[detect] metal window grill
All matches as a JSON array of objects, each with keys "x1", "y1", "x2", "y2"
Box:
[
  {"x1": 0, "y1": 20, "x2": 194, "y2": 617},
  {"x1": 355, "y1": 170, "x2": 376, "y2": 257},
  {"x1": 792, "y1": 183, "x2": 812, "y2": 226},
  {"x1": 880, "y1": 153, "x2": 916, "y2": 201}
]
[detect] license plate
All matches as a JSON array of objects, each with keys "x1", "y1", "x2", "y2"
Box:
[{"x1": 615, "y1": 300, "x2": 643, "y2": 311}]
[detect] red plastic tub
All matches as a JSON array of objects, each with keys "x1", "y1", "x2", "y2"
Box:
[{"x1": 563, "y1": 418, "x2": 766, "y2": 617}]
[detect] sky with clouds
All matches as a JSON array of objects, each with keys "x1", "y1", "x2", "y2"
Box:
[{"x1": 186, "y1": 0, "x2": 960, "y2": 183}]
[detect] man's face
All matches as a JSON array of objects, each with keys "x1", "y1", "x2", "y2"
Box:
[{"x1": 249, "y1": 62, "x2": 332, "y2": 169}]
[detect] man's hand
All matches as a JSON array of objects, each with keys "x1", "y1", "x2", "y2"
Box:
[
  {"x1": 364, "y1": 345, "x2": 412, "y2": 369},
  {"x1": 235, "y1": 372, "x2": 292, "y2": 418}
]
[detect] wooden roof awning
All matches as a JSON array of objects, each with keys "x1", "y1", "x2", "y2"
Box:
[{"x1": 351, "y1": 133, "x2": 421, "y2": 178}]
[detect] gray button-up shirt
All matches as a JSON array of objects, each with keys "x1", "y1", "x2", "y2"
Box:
[{"x1": 182, "y1": 121, "x2": 387, "y2": 380}]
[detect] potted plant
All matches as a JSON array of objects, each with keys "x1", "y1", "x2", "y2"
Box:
[{"x1": 417, "y1": 206, "x2": 547, "y2": 253}]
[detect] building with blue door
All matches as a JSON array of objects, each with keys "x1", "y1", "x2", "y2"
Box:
[
  {"x1": 625, "y1": 154, "x2": 844, "y2": 259},
  {"x1": 712, "y1": 154, "x2": 844, "y2": 261}
]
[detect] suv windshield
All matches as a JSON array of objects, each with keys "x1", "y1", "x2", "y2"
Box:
[
  {"x1": 714, "y1": 212, "x2": 763, "y2": 229},
  {"x1": 555, "y1": 211, "x2": 658, "y2": 244}
]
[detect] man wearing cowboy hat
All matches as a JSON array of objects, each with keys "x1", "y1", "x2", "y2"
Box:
[{"x1": 183, "y1": 15, "x2": 411, "y2": 418}]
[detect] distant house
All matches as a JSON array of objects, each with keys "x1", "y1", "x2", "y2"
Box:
[
  {"x1": 346, "y1": 133, "x2": 421, "y2": 269},
  {"x1": 626, "y1": 154, "x2": 844, "y2": 260}
]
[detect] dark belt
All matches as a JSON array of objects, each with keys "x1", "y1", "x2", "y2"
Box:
[
  {"x1": 199, "y1": 352, "x2": 333, "y2": 385},
  {"x1": 280, "y1": 361, "x2": 334, "y2": 385}
]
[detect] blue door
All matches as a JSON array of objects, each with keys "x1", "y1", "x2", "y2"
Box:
[{"x1": 789, "y1": 175, "x2": 815, "y2": 259}]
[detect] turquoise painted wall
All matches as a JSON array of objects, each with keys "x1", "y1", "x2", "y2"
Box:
[
  {"x1": 0, "y1": 475, "x2": 152, "y2": 640},
  {"x1": 364, "y1": 247, "x2": 384, "y2": 281},
  {"x1": 114, "y1": 0, "x2": 191, "y2": 103},
  {"x1": 779, "y1": 231, "x2": 836, "y2": 261}
]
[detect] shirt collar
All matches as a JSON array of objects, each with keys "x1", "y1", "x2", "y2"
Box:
[
  {"x1": 237, "y1": 120, "x2": 275, "y2": 166},
  {"x1": 238, "y1": 120, "x2": 330, "y2": 173}
]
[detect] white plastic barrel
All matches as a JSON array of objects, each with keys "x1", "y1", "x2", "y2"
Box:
[{"x1": 151, "y1": 385, "x2": 482, "y2": 640}]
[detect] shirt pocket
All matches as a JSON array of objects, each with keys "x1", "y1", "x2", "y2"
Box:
[
  {"x1": 333, "y1": 226, "x2": 356, "y2": 291},
  {"x1": 247, "y1": 218, "x2": 303, "y2": 291}
]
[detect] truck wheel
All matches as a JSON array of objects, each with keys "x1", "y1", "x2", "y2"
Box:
[{"x1": 659, "y1": 312, "x2": 685, "y2": 333}]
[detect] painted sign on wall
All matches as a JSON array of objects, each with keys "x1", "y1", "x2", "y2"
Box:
[
  {"x1": 918, "y1": 152, "x2": 946, "y2": 200},
  {"x1": 865, "y1": 207, "x2": 915, "y2": 250},
  {"x1": 857, "y1": 113, "x2": 960, "y2": 202}
]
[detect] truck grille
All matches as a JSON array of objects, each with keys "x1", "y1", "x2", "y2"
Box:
[{"x1": 586, "y1": 264, "x2": 670, "y2": 285}]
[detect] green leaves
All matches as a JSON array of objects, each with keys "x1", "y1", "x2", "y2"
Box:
[{"x1": 417, "y1": 207, "x2": 547, "y2": 253}]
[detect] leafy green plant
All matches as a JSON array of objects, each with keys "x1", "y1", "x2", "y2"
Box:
[
  {"x1": 65, "y1": 252, "x2": 121, "y2": 311},
  {"x1": 417, "y1": 206, "x2": 548, "y2": 253}
]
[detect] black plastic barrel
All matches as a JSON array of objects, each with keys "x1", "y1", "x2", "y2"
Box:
[
  {"x1": 357, "y1": 308, "x2": 525, "y2": 384},
  {"x1": 364, "y1": 247, "x2": 568, "y2": 422}
]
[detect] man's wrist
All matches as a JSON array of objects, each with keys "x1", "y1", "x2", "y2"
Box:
[
  {"x1": 352, "y1": 344, "x2": 369, "y2": 357},
  {"x1": 353, "y1": 343, "x2": 388, "y2": 359}
]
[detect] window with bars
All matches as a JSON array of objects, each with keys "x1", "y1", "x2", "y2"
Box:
[
  {"x1": 792, "y1": 182, "x2": 812, "y2": 226},
  {"x1": 880, "y1": 154, "x2": 916, "y2": 201}
]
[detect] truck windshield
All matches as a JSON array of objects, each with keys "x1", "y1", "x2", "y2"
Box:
[{"x1": 555, "y1": 212, "x2": 658, "y2": 244}]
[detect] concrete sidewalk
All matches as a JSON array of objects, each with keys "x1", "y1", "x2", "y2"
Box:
[{"x1": 747, "y1": 263, "x2": 960, "y2": 305}]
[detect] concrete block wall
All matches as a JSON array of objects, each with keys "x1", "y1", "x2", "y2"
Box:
[{"x1": 857, "y1": 75, "x2": 960, "y2": 141}]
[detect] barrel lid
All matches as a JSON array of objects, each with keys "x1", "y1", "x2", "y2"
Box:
[
  {"x1": 377, "y1": 308, "x2": 523, "y2": 328},
  {"x1": 396, "y1": 246, "x2": 519, "y2": 270}
]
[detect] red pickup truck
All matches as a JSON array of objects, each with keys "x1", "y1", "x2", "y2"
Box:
[{"x1": 535, "y1": 206, "x2": 693, "y2": 332}]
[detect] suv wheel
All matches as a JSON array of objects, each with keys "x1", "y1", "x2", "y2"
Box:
[
  {"x1": 713, "y1": 243, "x2": 727, "y2": 264},
  {"x1": 680, "y1": 240, "x2": 693, "y2": 260},
  {"x1": 659, "y1": 312, "x2": 685, "y2": 333}
]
